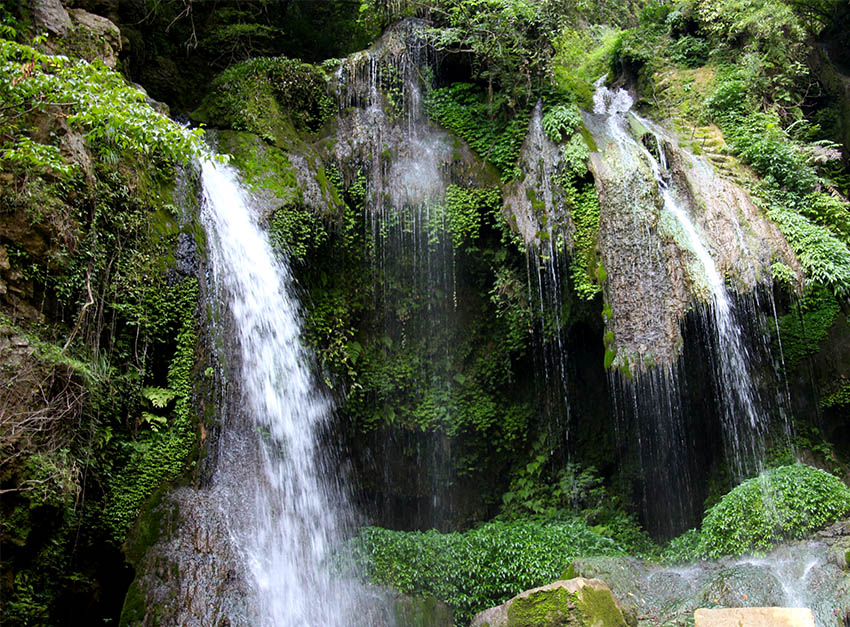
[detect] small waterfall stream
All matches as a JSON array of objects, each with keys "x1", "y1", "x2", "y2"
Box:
[
  {"x1": 199, "y1": 159, "x2": 369, "y2": 625},
  {"x1": 586, "y1": 82, "x2": 785, "y2": 533}
]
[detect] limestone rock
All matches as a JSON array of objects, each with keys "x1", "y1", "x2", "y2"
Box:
[
  {"x1": 68, "y1": 8, "x2": 122, "y2": 68},
  {"x1": 694, "y1": 607, "x2": 815, "y2": 627},
  {"x1": 33, "y1": 0, "x2": 72, "y2": 36},
  {"x1": 469, "y1": 577, "x2": 630, "y2": 627}
]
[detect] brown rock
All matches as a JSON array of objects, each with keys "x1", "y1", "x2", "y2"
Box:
[
  {"x1": 33, "y1": 0, "x2": 72, "y2": 36},
  {"x1": 68, "y1": 8, "x2": 122, "y2": 68}
]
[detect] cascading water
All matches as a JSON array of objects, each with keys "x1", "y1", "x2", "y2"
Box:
[
  {"x1": 642, "y1": 124, "x2": 768, "y2": 479},
  {"x1": 585, "y1": 80, "x2": 794, "y2": 535},
  {"x1": 333, "y1": 19, "x2": 476, "y2": 529},
  {"x1": 198, "y1": 158, "x2": 374, "y2": 625}
]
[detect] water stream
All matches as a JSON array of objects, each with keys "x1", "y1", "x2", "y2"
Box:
[
  {"x1": 591, "y1": 82, "x2": 768, "y2": 480},
  {"x1": 199, "y1": 159, "x2": 369, "y2": 625}
]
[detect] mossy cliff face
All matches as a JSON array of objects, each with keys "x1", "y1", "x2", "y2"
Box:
[{"x1": 1, "y1": 4, "x2": 209, "y2": 623}]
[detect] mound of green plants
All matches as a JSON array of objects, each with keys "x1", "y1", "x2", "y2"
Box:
[
  {"x1": 191, "y1": 56, "x2": 334, "y2": 144},
  {"x1": 340, "y1": 519, "x2": 628, "y2": 624},
  {"x1": 665, "y1": 464, "x2": 850, "y2": 561}
]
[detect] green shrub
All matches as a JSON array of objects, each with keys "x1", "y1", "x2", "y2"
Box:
[
  {"x1": 0, "y1": 38, "x2": 203, "y2": 175},
  {"x1": 340, "y1": 519, "x2": 627, "y2": 624},
  {"x1": 542, "y1": 104, "x2": 582, "y2": 144},
  {"x1": 698, "y1": 464, "x2": 850, "y2": 558},
  {"x1": 661, "y1": 527, "x2": 702, "y2": 563},
  {"x1": 426, "y1": 82, "x2": 529, "y2": 180},
  {"x1": 669, "y1": 35, "x2": 709, "y2": 67}
]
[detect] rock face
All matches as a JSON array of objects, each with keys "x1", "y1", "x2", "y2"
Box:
[
  {"x1": 469, "y1": 578, "x2": 631, "y2": 627},
  {"x1": 32, "y1": 0, "x2": 72, "y2": 36},
  {"x1": 504, "y1": 103, "x2": 575, "y2": 250},
  {"x1": 694, "y1": 608, "x2": 816, "y2": 627},
  {"x1": 67, "y1": 8, "x2": 122, "y2": 68},
  {"x1": 581, "y1": 87, "x2": 800, "y2": 370}
]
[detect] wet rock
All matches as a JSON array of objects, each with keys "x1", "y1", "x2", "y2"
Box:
[
  {"x1": 504, "y1": 103, "x2": 575, "y2": 250},
  {"x1": 582, "y1": 93, "x2": 800, "y2": 370},
  {"x1": 699, "y1": 564, "x2": 785, "y2": 607},
  {"x1": 469, "y1": 577, "x2": 630, "y2": 627},
  {"x1": 694, "y1": 607, "x2": 815, "y2": 627},
  {"x1": 670, "y1": 144, "x2": 801, "y2": 291},
  {"x1": 566, "y1": 531, "x2": 850, "y2": 627}
]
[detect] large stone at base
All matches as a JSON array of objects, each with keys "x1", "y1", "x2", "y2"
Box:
[
  {"x1": 470, "y1": 577, "x2": 630, "y2": 627},
  {"x1": 694, "y1": 608, "x2": 816, "y2": 626}
]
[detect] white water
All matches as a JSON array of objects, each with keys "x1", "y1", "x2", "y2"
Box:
[
  {"x1": 592, "y1": 82, "x2": 766, "y2": 478},
  {"x1": 199, "y1": 159, "x2": 359, "y2": 625}
]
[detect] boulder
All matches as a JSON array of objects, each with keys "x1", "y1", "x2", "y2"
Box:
[
  {"x1": 694, "y1": 607, "x2": 815, "y2": 627},
  {"x1": 32, "y1": 0, "x2": 72, "y2": 36},
  {"x1": 67, "y1": 8, "x2": 122, "y2": 68},
  {"x1": 470, "y1": 577, "x2": 630, "y2": 627}
]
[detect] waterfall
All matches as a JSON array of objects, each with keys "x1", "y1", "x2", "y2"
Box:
[
  {"x1": 585, "y1": 81, "x2": 793, "y2": 534},
  {"x1": 641, "y1": 126, "x2": 768, "y2": 479},
  {"x1": 198, "y1": 158, "x2": 371, "y2": 625}
]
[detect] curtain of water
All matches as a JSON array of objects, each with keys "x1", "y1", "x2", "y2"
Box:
[{"x1": 587, "y1": 81, "x2": 790, "y2": 533}]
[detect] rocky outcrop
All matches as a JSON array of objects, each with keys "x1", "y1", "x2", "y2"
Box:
[
  {"x1": 66, "y1": 8, "x2": 122, "y2": 68},
  {"x1": 32, "y1": 0, "x2": 72, "y2": 36},
  {"x1": 469, "y1": 577, "x2": 631, "y2": 627},
  {"x1": 33, "y1": 0, "x2": 123, "y2": 68},
  {"x1": 333, "y1": 19, "x2": 497, "y2": 214},
  {"x1": 582, "y1": 90, "x2": 800, "y2": 370}
]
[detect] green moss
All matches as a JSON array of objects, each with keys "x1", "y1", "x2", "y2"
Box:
[
  {"x1": 603, "y1": 347, "x2": 617, "y2": 370},
  {"x1": 216, "y1": 131, "x2": 301, "y2": 205},
  {"x1": 192, "y1": 56, "x2": 333, "y2": 147},
  {"x1": 507, "y1": 587, "x2": 579, "y2": 626},
  {"x1": 575, "y1": 586, "x2": 628, "y2": 627},
  {"x1": 118, "y1": 579, "x2": 154, "y2": 627}
]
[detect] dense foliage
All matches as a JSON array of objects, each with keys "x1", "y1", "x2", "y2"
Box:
[
  {"x1": 0, "y1": 23, "x2": 209, "y2": 624},
  {"x1": 341, "y1": 519, "x2": 627, "y2": 624},
  {"x1": 0, "y1": 38, "x2": 203, "y2": 176},
  {"x1": 663, "y1": 464, "x2": 850, "y2": 561},
  {"x1": 426, "y1": 82, "x2": 530, "y2": 179}
]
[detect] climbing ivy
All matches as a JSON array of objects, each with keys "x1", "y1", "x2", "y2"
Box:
[
  {"x1": 426, "y1": 83, "x2": 530, "y2": 180},
  {"x1": 102, "y1": 278, "x2": 200, "y2": 541}
]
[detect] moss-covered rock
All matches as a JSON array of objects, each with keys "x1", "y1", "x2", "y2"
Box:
[{"x1": 470, "y1": 578, "x2": 629, "y2": 627}]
